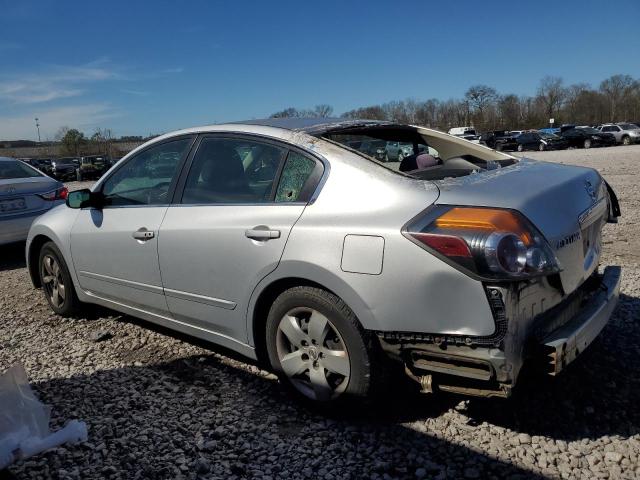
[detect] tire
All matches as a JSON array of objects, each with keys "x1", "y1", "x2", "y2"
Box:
[
  {"x1": 265, "y1": 286, "x2": 385, "y2": 407},
  {"x1": 517, "y1": 144, "x2": 524, "y2": 152},
  {"x1": 622, "y1": 136, "x2": 631, "y2": 146},
  {"x1": 538, "y1": 143, "x2": 546, "y2": 151},
  {"x1": 583, "y1": 139, "x2": 592, "y2": 149},
  {"x1": 397, "y1": 152, "x2": 404, "y2": 162},
  {"x1": 76, "y1": 169, "x2": 82, "y2": 181},
  {"x1": 38, "y1": 241, "x2": 82, "y2": 317},
  {"x1": 495, "y1": 143, "x2": 503, "y2": 151},
  {"x1": 382, "y1": 153, "x2": 389, "y2": 163}
]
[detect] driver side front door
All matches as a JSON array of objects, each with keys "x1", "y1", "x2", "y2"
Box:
[{"x1": 70, "y1": 136, "x2": 194, "y2": 315}]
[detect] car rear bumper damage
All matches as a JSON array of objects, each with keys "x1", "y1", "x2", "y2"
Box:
[{"x1": 377, "y1": 266, "x2": 621, "y2": 398}]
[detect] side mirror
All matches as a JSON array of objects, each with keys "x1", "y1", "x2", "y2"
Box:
[{"x1": 66, "y1": 189, "x2": 102, "y2": 209}]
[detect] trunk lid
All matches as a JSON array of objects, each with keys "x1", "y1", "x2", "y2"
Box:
[
  {"x1": 433, "y1": 159, "x2": 608, "y2": 294},
  {"x1": 0, "y1": 177, "x2": 60, "y2": 217}
]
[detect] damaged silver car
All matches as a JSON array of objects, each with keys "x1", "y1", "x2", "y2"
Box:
[{"x1": 26, "y1": 118, "x2": 621, "y2": 404}]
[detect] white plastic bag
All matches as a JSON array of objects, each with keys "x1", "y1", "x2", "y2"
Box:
[{"x1": 0, "y1": 364, "x2": 87, "y2": 469}]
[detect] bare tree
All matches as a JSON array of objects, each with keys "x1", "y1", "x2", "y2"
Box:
[
  {"x1": 536, "y1": 76, "x2": 565, "y2": 122},
  {"x1": 313, "y1": 104, "x2": 334, "y2": 118},
  {"x1": 599, "y1": 74, "x2": 635, "y2": 122}
]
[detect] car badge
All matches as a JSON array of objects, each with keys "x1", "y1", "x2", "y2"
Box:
[
  {"x1": 584, "y1": 180, "x2": 597, "y2": 202},
  {"x1": 7, "y1": 186, "x2": 16, "y2": 194}
]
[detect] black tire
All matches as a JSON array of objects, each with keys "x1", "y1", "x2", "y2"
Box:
[
  {"x1": 76, "y1": 169, "x2": 82, "y2": 181},
  {"x1": 265, "y1": 286, "x2": 386, "y2": 407},
  {"x1": 397, "y1": 151, "x2": 404, "y2": 162},
  {"x1": 538, "y1": 142, "x2": 546, "y2": 151},
  {"x1": 382, "y1": 153, "x2": 389, "y2": 163},
  {"x1": 495, "y1": 143, "x2": 503, "y2": 151},
  {"x1": 517, "y1": 144, "x2": 524, "y2": 152},
  {"x1": 622, "y1": 136, "x2": 631, "y2": 146},
  {"x1": 583, "y1": 139, "x2": 592, "y2": 149},
  {"x1": 38, "y1": 241, "x2": 82, "y2": 317}
]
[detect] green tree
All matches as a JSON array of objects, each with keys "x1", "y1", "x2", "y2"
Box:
[{"x1": 60, "y1": 128, "x2": 86, "y2": 155}]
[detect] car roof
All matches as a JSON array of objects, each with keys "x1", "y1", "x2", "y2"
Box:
[
  {"x1": 228, "y1": 117, "x2": 395, "y2": 133},
  {"x1": 0, "y1": 157, "x2": 18, "y2": 162}
]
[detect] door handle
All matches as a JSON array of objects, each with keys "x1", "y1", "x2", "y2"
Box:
[
  {"x1": 245, "y1": 226, "x2": 281, "y2": 240},
  {"x1": 132, "y1": 228, "x2": 155, "y2": 241}
]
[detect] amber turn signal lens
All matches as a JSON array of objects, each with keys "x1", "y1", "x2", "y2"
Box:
[{"x1": 434, "y1": 207, "x2": 532, "y2": 245}]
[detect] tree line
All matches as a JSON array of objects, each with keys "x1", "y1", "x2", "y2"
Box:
[{"x1": 270, "y1": 74, "x2": 640, "y2": 132}]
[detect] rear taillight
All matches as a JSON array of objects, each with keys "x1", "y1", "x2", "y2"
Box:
[
  {"x1": 39, "y1": 186, "x2": 68, "y2": 201},
  {"x1": 404, "y1": 206, "x2": 560, "y2": 280}
]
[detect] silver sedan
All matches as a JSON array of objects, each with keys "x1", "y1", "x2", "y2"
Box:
[
  {"x1": 0, "y1": 157, "x2": 67, "y2": 246},
  {"x1": 26, "y1": 119, "x2": 621, "y2": 405}
]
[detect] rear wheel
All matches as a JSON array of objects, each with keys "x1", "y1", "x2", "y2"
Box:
[
  {"x1": 517, "y1": 144, "x2": 524, "y2": 152},
  {"x1": 538, "y1": 143, "x2": 546, "y2": 151},
  {"x1": 622, "y1": 136, "x2": 631, "y2": 146},
  {"x1": 583, "y1": 139, "x2": 592, "y2": 149},
  {"x1": 39, "y1": 242, "x2": 82, "y2": 316},
  {"x1": 266, "y1": 286, "x2": 384, "y2": 406}
]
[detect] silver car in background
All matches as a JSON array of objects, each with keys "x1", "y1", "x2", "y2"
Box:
[
  {"x1": 26, "y1": 119, "x2": 621, "y2": 405},
  {"x1": 0, "y1": 157, "x2": 67, "y2": 246},
  {"x1": 599, "y1": 123, "x2": 640, "y2": 145}
]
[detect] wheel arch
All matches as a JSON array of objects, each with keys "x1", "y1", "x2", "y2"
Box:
[
  {"x1": 28, "y1": 234, "x2": 55, "y2": 287},
  {"x1": 248, "y1": 267, "x2": 375, "y2": 366}
]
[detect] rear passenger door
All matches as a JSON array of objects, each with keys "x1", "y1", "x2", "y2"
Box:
[{"x1": 157, "y1": 135, "x2": 324, "y2": 346}]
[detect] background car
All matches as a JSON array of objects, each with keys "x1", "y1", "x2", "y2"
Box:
[
  {"x1": 448, "y1": 126, "x2": 481, "y2": 143},
  {"x1": 383, "y1": 141, "x2": 413, "y2": 162},
  {"x1": 0, "y1": 157, "x2": 67, "y2": 245},
  {"x1": 50, "y1": 157, "x2": 79, "y2": 180},
  {"x1": 560, "y1": 126, "x2": 616, "y2": 148},
  {"x1": 516, "y1": 132, "x2": 568, "y2": 151},
  {"x1": 76, "y1": 155, "x2": 112, "y2": 180},
  {"x1": 27, "y1": 118, "x2": 620, "y2": 407},
  {"x1": 23, "y1": 158, "x2": 54, "y2": 176},
  {"x1": 599, "y1": 123, "x2": 640, "y2": 145},
  {"x1": 479, "y1": 130, "x2": 519, "y2": 151}
]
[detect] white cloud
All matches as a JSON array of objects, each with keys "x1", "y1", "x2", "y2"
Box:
[
  {"x1": 0, "y1": 60, "x2": 119, "y2": 105},
  {"x1": 0, "y1": 104, "x2": 121, "y2": 140}
]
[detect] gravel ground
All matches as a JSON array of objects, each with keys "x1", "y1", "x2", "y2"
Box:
[{"x1": 2, "y1": 146, "x2": 639, "y2": 479}]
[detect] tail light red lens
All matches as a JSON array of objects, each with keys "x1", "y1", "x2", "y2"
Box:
[
  {"x1": 404, "y1": 206, "x2": 560, "y2": 280},
  {"x1": 39, "y1": 187, "x2": 68, "y2": 201}
]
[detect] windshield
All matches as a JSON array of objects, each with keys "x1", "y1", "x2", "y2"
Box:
[
  {"x1": 620, "y1": 123, "x2": 638, "y2": 130},
  {"x1": 55, "y1": 158, "x2": 76, "y2": 165},
  {"x1": 579, "y1": 127, "x2": 600, "y2": 135},
  {"x1": 0, "y1": 160, "x2": 43, "y2": 179}
]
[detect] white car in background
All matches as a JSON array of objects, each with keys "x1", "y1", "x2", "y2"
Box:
[{"x1": 448, "y1": 126, "x2": 480, "y2": 144}]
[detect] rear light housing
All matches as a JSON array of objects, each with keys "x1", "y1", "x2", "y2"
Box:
[
  {"x1": 38, "y1": 186, "x2": 68, "y2": 201},
  {"x1": 404, "y1": 206, "x2": 560, "y2": 280}
]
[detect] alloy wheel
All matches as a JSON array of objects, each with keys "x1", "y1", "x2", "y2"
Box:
[
  {"x1": 276, "y1": 307, "x2": 350, "y2": 401},
  {"x1": 41, "y1": 254, "x2": 65, "y2": 308}
]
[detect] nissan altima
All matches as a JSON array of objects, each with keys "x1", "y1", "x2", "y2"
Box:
[
  {"x1": 26, "y1": 119, "x2": 621, "y2": 405},
  {"x1": 0, "y1": 157, "x2": 67, "y2": 246}
]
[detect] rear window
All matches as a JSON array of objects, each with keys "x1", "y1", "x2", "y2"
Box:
[
  {"x1": 620, "y1": 123, "x2": 637, "y2": 130},
  {"x1": 0, "y1": 160, "x2": 43, "y2": 179}
]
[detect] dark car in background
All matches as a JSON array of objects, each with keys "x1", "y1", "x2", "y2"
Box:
[
  {"x1": 23, "y1": 158, "x2": 54, "y2": 176},
  {"x1": 516, "y1": 132, "x2": 568, "y2": 152},
  {"x1": 560, "y1": 127, "x2": 616, "y2": 149},
  {"x1": 51, "y1": 157, "x2": 79, "y2": 180},
  {"x1": 479, "y1": 130, "x2": 519, "y2": 151}
]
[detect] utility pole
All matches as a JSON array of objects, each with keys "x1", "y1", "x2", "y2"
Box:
[{"x1": 35, "y1": 118, "x2": 41, "y2": 143}]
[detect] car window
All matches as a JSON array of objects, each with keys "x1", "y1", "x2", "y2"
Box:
[
  {"x1": 102, "y1": 138, "x2": 191, "y2": 206},
  {"x1": 182, "y1": 137, "x2": 286, "y2": 204},
  {"x1": 275, "y1": 151, "x2": 317, "y2": 202},
  {"x1": 0, "y1": 160, "x2": 43, "y2": 179}
]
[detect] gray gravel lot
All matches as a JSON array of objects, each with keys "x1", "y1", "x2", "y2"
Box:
[{"x1": 2, "y1": 146, "x2": 639, "y2": 479}]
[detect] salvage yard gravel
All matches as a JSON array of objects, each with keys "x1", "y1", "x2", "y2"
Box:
[{"x1": 2, "y1": 146, "x2": 640, "y2": 479}]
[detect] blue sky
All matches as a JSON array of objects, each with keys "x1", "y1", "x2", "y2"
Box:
[{"x1": 1, "y1": 0, "x2": 639, "y2": 140}]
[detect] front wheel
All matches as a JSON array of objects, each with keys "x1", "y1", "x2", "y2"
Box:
[
  {"x1": 622, "y1": 136, "x2": 631, "y2": 146},
  {"x1": 266, "y1": 286, "x2": 383, "y2": 406},
  {"x1": 39, "y1": 242, "x2": 82, "y2": 316},
  {"x1": 517, "y1": 144, "x2": 524, "y2": 152},
  {"x1": 538, "y1": 143, "x2": 546, "y2": 151},
  {"x1": 583, "y1": 139, "x2": 592, "y2": 149}
]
